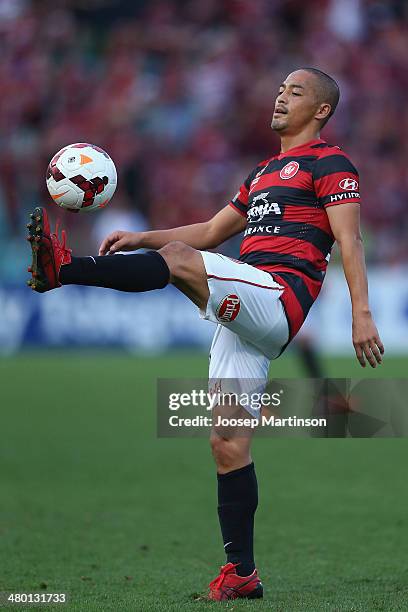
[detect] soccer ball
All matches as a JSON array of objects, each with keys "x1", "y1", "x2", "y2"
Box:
[{"x1": 46, "y1": 143, "x2": 117, "y2": 212}]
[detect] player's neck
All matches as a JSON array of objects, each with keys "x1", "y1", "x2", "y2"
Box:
[{"x1": 279, "y1": 131, "x2": 321, "y2": 153}]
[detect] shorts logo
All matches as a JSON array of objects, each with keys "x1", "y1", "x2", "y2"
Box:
[
  {"x1": 280, "y1": 161, "x2": 299, "y2": 180},
  {"x1": 216, "y1": 294, "x2": 241, "y2": 323},
  {"x1": 339, "y1": 177, "x2": 358, "y2": 190}
]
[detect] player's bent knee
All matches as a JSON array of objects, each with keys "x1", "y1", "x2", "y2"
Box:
[{"x1": 159, "y1": 241, "x2": 197, "y2": 278}]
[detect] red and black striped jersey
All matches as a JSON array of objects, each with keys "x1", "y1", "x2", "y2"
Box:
[{"x1": 229, "y1": 138, "x2": 360, "y2": 341}]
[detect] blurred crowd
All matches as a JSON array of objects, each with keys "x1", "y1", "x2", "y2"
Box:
[{"x1": 1, "y1": 0, "x2": 408, "y2": 281}]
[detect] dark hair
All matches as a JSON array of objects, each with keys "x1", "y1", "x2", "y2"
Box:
[{"x1": 300, "y1": 67, "x2": 340, "y2": 127}]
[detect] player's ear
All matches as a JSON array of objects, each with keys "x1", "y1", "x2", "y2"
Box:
[{"x1": 315, "y1": 103, "x2": 331, "y2": 123}]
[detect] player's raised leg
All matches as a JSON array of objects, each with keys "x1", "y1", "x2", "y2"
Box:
[{"x1": 25, "y1": 207, "x2": 209, "y2": 310}]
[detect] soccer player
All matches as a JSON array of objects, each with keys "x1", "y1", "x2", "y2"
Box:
[{"x1": 26, "y1": 68, "x2": 384, "y2": 600}]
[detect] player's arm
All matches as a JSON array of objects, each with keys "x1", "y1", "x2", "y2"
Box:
[
  {"x1": 326, "y1": 203, "x2": 384, "y2": 368},
  {"x1": 98, "y1": 204, "x2": 246, "y2": 256}
]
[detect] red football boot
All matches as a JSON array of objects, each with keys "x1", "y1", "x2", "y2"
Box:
[
  {"x1": 26, "y1": 207, "x2": 72, "y2": 293},
  {"x1": 207, "y1": 562, "x2": 263, "y2": 601}
]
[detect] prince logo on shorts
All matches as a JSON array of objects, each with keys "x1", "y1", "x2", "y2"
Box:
[{"x1": 216, "y1": 295, "x2": 241, "y2": 323}]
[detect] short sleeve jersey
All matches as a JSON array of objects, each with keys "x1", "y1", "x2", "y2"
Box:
[{"x1": 229, "y1": 138, "x2": 360, "y2": 339}]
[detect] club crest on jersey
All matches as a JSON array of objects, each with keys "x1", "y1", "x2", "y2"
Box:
[
  {"x1": 339, "y1": 177, "x2": 358, "y2": 191},
  {"x1": 280, "y1": 161, "x2": 299, "y2": 180},
  {"x1": 216, "y1": 294, "x2": 241, "y2": 323}
]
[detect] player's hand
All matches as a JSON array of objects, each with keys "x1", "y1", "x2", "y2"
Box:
[
  {"x1": 352, "y1": 312, "x2": 384, "y2": 368},
  {"x1": 98, "y1": 231, "x2": 143, "y2": 256}
]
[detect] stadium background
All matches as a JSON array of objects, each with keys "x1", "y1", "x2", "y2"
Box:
[{"x1": 0, "y1": 1, "x2": 407, "y2": 610}]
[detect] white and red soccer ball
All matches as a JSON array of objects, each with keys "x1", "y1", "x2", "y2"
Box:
[{"x1": 46, "y1": 143, "x2": 117, "y2": 212}]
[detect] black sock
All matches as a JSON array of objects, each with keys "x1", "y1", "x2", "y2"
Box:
[
  {"x1": 59, "y1": 252, "x2": 170, "y2": 292},
  {"x1": 217, "y1": 462, "x2": 258, "y2": 577}
]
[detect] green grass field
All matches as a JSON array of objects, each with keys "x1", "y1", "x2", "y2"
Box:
[{"x1": 1, "y1": 351, "x2": 407, "y2": 611}]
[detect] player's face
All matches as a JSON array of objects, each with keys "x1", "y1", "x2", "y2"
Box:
[{"x1": 271, "y1": 71, "x2": 321, "y2": 134}]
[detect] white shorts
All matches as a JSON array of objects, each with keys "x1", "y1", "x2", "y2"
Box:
[{"x1": 200, "y1": 252, "x2": 290, "y2": 417}]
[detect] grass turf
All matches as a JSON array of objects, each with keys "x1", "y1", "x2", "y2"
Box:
[{"x1": 0, "y1": 351, "x2": 407, "y2": 611}]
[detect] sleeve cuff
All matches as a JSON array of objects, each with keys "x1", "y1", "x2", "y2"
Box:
[
  {"x1": 229, "y1": 201, "x2": 247, "y2": 217},
  {"x1": 324, "y1": 199, "x2": 360, "y2": 208}
]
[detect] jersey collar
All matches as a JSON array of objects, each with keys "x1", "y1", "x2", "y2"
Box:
[{"x1": 277, "y1": 138, "x2": 325, "y2": 159}]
